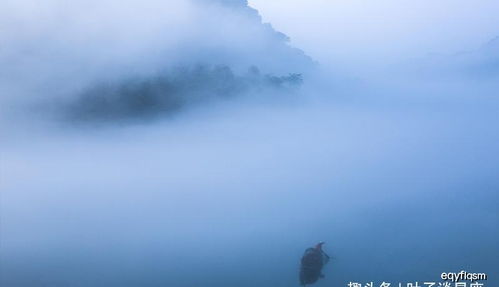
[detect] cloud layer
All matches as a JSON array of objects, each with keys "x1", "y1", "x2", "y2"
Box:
[{"x1": 0, "y1": 0, "x2": 312, "y2": 122}]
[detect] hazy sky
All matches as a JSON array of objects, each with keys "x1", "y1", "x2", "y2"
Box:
[
  {"x1": 249, "y1": 0, "x2": 499, "y2": 66},
  {"x1": 1, "y1": 1, "x2": 498, "y2": 287}
]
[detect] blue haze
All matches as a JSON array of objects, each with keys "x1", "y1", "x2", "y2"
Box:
[{"x1": 0, "y1": 1, "x2": 498, "y2": 286}]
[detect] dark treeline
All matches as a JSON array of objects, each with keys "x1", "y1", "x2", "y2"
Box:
[{"x1": 66, "y1": 65, "x2": 302, "y2": 123}]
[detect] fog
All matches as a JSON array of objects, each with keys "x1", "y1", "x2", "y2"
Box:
[
  {"x1": 250, "y1": 0, "x2": 499, "y2": 72},
  {"x1": 1, "y1": 1, "x2": 498, "y2": 287}
]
